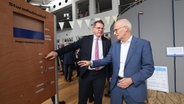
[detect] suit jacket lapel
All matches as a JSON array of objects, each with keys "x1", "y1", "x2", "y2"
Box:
[
  {"x1": 115, "y1": 41, "x2": 121, "y2": 75},
  {"x1": 125, "y1": 37, "x2": 136, "y2": 66},
  {"x1": 102, "y1": 37, "x2": 107, "y2": 56},
  {"x1": 109, "y1": 42, "x2": 121, "y2": 90},
  {"x1": 88, "y1": 35, "x2": 93, "y2": 57}
]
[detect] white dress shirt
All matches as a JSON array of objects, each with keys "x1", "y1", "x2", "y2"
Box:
[
  {"x1": 89, "y1": 35, "x2": 104, "y2": 70},
  {"x1": 91, "y1": 36, "x2": 103, "y2": 61},
  {"x1": 118, "y1": 36, "x2": 132, "y2": 77}
]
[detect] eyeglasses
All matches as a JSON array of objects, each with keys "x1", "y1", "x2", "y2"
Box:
[
  {"x1": 94, "y1": 27, "x2": 104, "y2": 30},
  {"x1": 113, "y1": 26, "x2": 125, "y2": 32}
]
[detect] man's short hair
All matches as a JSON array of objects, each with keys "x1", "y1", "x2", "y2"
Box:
[{"x1": 93, "y1": 20, "x2": 104, "y2": 27}]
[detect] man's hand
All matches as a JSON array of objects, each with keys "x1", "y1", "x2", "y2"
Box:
[
  {"x1": 117, "y1": 77, "x2": 133, "y2": 89},
  {"x1": 45, "y1": 51, "x2": 58, "y2": 60},
  {"x1": 77, "y1": 60, "x2": 91, "y2": 67}
]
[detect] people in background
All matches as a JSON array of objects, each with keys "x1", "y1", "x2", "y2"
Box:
[
  {"x1": 75, "y1": 49, "x2": 80, "y2": 77},
  {"x1": 45, "y1": 20, "x2": 111, "y2": 104},
  {"x1": 78, "y1": 9, "x2": 89, "y2": 18},
  {"x1": 58, "y1": 43, "x2": 64, "y2": 74},
  {"x1": 78, "y1": 10, "x2": 84, "y2": 18},
  {"x1": 84, "y1": 9, "x2": 89, "y2": 17},
  {"x1": 78, "y1": 18, "x2": 154, "y2": 104},
  {"x1": 51, "y1": 43, "x2": 65, "y2": 104},
  {"x1": 63, "y1": 46, "x2": 76, "y2": 82}
]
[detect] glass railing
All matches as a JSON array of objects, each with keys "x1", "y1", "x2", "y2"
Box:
[{"x1": 118, "y1": 0, "x2": 146, "y2": 16}]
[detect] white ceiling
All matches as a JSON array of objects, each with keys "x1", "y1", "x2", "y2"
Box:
[{"x1": 28, "y1": 0, "x2": 53, "y2": 5}]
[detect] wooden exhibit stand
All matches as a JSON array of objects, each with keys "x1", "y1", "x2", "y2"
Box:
[{"x1": 0, "y1": 0, "x2": 56, "y2": 103}]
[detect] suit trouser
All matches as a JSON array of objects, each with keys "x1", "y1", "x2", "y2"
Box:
[
  {"x1": 111, "y1": 85, "x2": 143, "y2": 104},
  {"x1": 78, "y1": 70, "x2": 106, "y2": 104},
  {"x1": 63, "y1": 64, "x2": 74, "y2": 81}
]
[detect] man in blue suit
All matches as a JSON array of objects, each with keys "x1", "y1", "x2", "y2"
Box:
[{"x1": 78, "y1": 18, "x2": 154, "y2": 104}]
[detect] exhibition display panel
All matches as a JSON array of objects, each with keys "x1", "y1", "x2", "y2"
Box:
[{"x1": 0, "y1": 0, "x2": 55, "y2": 103}]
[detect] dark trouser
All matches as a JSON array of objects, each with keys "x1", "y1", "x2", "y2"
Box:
[
  {"x1": 51, "y1": 96, "x2": 55, "y2": 103},
  {"x1": 63, "y1": 64, "x2": 74, "y2": 81},
  {"x1": 88, "y1": 87, "x2": 94, "y2": 101},
  {"x1": 78, "y1": 70, "x2": 106, "y2": 104}
]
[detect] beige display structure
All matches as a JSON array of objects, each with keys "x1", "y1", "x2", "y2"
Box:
[{"x1": 0, "y1": 0, "x2": 56, "y2": 104}]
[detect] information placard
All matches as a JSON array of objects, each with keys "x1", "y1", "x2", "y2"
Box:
[{"x1": 147, "y1": 66, "x2": 169, "y2": 92}]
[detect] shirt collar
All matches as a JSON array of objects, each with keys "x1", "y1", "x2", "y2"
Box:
[
  {"x1": 121, "y1": 36, "x2": 132, "y2": 44},
  {"x1": 94, "y1": 35, "x2": 102, "y2": 40}
]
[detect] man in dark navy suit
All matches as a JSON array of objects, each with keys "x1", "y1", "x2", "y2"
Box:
[{"x1": 45, "y1": 20, "x2": 111, "y2": 104}]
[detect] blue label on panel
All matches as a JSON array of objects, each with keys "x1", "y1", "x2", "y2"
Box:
[{"x1": 13, "y1": 27, "x2": 44, "y2": 40}]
